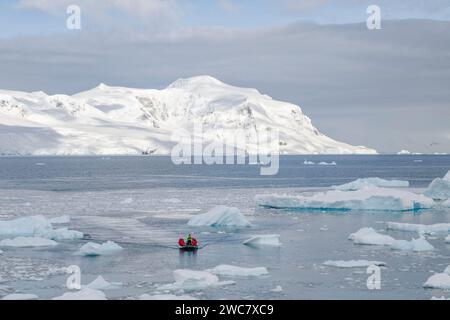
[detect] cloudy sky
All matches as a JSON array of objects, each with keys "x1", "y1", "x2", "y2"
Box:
[{"x1": 1, "y1": 0, "x2": 450, "y2": 153}]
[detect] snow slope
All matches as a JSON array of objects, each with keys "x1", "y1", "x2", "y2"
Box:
[{"x1": 0, "y1": 76, "x2": 376, "y2": 155}]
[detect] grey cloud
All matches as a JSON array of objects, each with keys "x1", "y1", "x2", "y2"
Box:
[{"x1": 0, "y1": 20, "x2": 449, "y2": 153}]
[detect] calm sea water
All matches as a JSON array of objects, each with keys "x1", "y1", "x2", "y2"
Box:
[{"x1": 0, "y1": 155, "x2": 449, "y2": 300}]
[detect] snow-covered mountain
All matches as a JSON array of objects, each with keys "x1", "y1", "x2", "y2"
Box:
[{"x1": 0, "y1": 76, "x2": 376, "y2": 155}]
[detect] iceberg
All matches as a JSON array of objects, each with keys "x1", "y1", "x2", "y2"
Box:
[
  {"x1": 1, "y1": 293, "x2": 38, "y2": 300},
  {"x1": 49, "y1": 215, "x2": 70, "y2": 224},
  {"x1": 243, "y1": 234, "x2": 281, "y2": 246},
  {"x1": 424, "y1": 170, "x2": 450, "y2": 200},
  {"x1": 188, "y1": 206, "x2": 250, "y2": 228},
  {"x1": 52, "y1": 288, "x2": 107, "y2": 300},
  {"x1": 85, "y1": 276, "x2": 122, "y2": 290},
  {"x1": 349, "y1": 228, "x2": 434, "y2": 252},
  {"x1": 333, "y1": 177, "x2": 409, "y2": 191},
  {"x1": 424, "y1": 266, "x2": 450, "y2": 290},
  {"x1": 318, "y1": 161, "x2": 337, "y2": 166},
  {"x1": 0, "y1": 236, "x2": 58, "y2": 247},
  {"x1": 256, "y1": 187, "x2": 433, "y2": 212},
  {"x1": 158, "y1": 269, "x2": 235, "y2": 292},
  {"x1": 75, "y1": 241, "x2": 123, "y2": 256},
  {"x1": 303, "y1": 160, "x2": 315, "y2": 165},
  {"x1": 271, "y1": 285, "x2": 283, "y2": 292},
  {"x1": 386, "y1": 222, "x2": 450, "y2": 235},
  {"x1": 445, "y1": 235, "x2": 450, "y2": 243},
  {"x1": 0, "y1": 215, "x2": 83, "y2": 240},
  {"x1": 323, "y1": 260, "x2": 386, "y2": 268},
  {"x1": 207, "y1": 265, "x2": 269, "y2": 277}
]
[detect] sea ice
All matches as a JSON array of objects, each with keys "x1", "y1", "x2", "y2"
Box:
[
  {"x1": 333, "y1": 177, "x2": 409, "y2": 191},
  {"x1": 424, "y1": 170, "x2": 450, "y2": 200},
  {"x1": 52, "y1": 288, "x2": 107, "y2": 300},
  {"x1": 207, "y1": 265, "x2": 269, "y2": 277},
  {"x1": 188, "y1": 206, "x2": 250, "y2": 228},
  {"x1": 243, "y1": 234, "x2": 281, "y2": 246},
  {"x1": 256, "y1": 187, "x2": 433, "y2": 212},
  {"x1": 349, "y1": 227, "x2": 434, "y2": 252},
  {"x1": 1, "y1": 293, "x2": 38, "y2": 300},
  {"x1": 0, "y1": 236, "x2": 58, "y2": 247},
  {"x1": 75, "y1": 241, "x2": 123, "y2": 256},
  {"x1": 158, "y1": 269, "x2": 235, "y2": 292},
  {"x1": 323, "y1": 260, "x2": 386, "y2": 268},
  {"x1": 386, "y1": 222, "x2": 450, "y2": 235}
]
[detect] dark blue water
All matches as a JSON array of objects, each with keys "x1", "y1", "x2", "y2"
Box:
[{"x1": 0, "y1": 155, "x2": 448, "y2": 191}]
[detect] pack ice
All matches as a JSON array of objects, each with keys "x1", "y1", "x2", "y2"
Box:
[
  {"x1": 424, "y1": 170, "x2": 450, "y2": 200},
  {"x1": 256, "y1": 187, "x2": 433, "y2": 212},
  {"x1": 188, "y1": 206, "x2": 251, "y2": 228}
]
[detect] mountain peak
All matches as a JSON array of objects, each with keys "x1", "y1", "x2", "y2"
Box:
[{"x1": 167, "y1": 75, "x2": 225, "y2": 89}]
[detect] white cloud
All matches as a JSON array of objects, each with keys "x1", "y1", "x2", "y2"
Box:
[{"x1": 17, "y1": 0, "x2": 181, "y2": 22}]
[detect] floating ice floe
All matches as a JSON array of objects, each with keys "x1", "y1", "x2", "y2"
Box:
[
  {"x1": 188, "y1": 206, "x2": 250, "y2": 228},
  {"x1": 446, "y1": 235, "x2": 450, "y2": 243},
  {"x1": 207, "y1": 265, "x2": 269, "y2": 277},
  {"x1": 0, "y1": 215, "x2": 83, "y2": 240},
  {"x1": 424, "y1": 265, "x2": 450, "y2": 290},
  {"x1": 158, "y1": 269, "x2": 235, "y2": 292},
  {"x1": 424, "y1": 170, "x2": 450, "y2": 200},
  {"x1": 1, "y1": 293, "x2": 38, "y2": 300},
  {"x1": 303, "y1": 160, "x2": 315, "y2": 165},
  {"x1": 85, "y1": 276, "x2": 122, "y2": 290},
  {"x1": 256, "y1": 187, "x2": 433, "y2": 212},
  {"x1": 121, "y1": 197, "x2": 133, "y2": 204},
  {"x1": 318, "y1": 161, "x2": 337, "y2": 166},
  {"x1": 52, "y1": 288, "x2": 107, "y2": 300},
  {"x1": 323, "y1": 260, "x2": 386, "y2": 268},
  {"x1": 333, "y1": 177, "x2": 409, "y2": 191},
  {"x1": 139, "y1": 294, "x2": 197, "y2": 300},
  {"x1": 349, "y1": 228, "x2": 434, "y2": 252},
  {"x1": 386, "y1": 222, "x2": 450, "y2": 235},
  {"x1": 397, "y1": 150, "x2": 411, "y2": 155},
  {"x1": 0, "y1": 236, "x2": 58, "y2": 247},
  {"x1": 75, "y1": 241, "x2": 123, "y2": 256},
  {"x1": 243, "y1": 234, "x2": 281, "y2": 246},
  {"x1": 271, "y1": 285, "x2": 283, "y2": 292},
  {"x1": 443, "y1": 199, "x2": 450, "y2": 207}
]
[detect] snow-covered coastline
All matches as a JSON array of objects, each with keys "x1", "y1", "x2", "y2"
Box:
[{"x1": 0, "y1": 76, "x2": 376, "y2": 156}]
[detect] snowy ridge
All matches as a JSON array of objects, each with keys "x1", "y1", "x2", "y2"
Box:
[{"x1": 0, "y1": 76, "x2": 376, "y2": 155}]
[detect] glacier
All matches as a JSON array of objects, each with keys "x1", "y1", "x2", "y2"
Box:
[{"x1": 0, "y1": 76, "x2": 376, "y2": 156}]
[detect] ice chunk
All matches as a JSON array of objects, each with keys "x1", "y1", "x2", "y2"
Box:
[
  {"x1": 0, "y1": 215, "x2": 82, "y2": 240},
  {"x1": 303, "y1": 160, "x2": 315, "y2": 165},
  {"x1": 390, "y1": 237, "x2": 434, "y2": 252},
  {"x1": 207, "y1": 265, "x2": 269, "y2": 277},
  {"x1": 188, "y1": 206, "x2": 250, "y2": 228},
  {"x1": 52, "y1": 288, "x2": 107, "y2": 300},
  {"x1": 318, "y1": 161, "x2": 337, "y2": 166},
  {"x1": 85, "y1": 276, "x2": 122, "y2": 290},
  {"x1": 139, "y1": 294, "x2": 197, "y2": 300},
  {"x1": 446, "y1": 235, "x2": 450, "y2": 243},
  {"x1": 349, "y1": 228, "x2": 396, "y2": 246},
  {"x1": 271, "y1": 285, "x2": 283, "y2": 292},
  {"x1": 75, "y1": 241, "x2": 123, "y2": 256},
  {"x1": 333, "y1": 177, "x2": 409, "y2": 191},
  {"x1": 424, "y1": 266, "x2": 450, "y2": 290},
  {"x1": 424, "y1": 170, "x2": 450, "y2": 200},
  {"x1": 1, "y1": 293, "x2": 38, "y2": 300},
  {"x1": 443, "y1": 199, "x2": 450, "y2": 207},
  {"x1": 49, "y1": 215, "x2": 70, "y2": 224},
  {"x1": 0, "y1": 236, "x2": 58, "y2": 247},
  {"x1": 323, "y1": 260, "x2": 386, "y2": 268},
  {"x1": 349, "y1": 227, "x2": 434, "y2": 252},
  {"x1": 243, "y1": 234, "x2": 281, "y2": 246},
  {"x1": 256, "y1": 187, "x2": 433, "y2": 212},
  {"x1": 158, "y1": 269, "x2": 235, "y2": 292},
  {"x1": 397, "y1": 150, "x2": 411, "y2": 155},
  {"x1": 386, "y1": 222, "x2": 450, "y2": 235}
]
